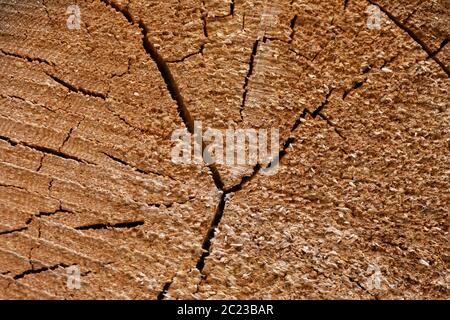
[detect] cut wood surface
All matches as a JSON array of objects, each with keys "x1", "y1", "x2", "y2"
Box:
[{"x1": 0, "y1": 0, "x2": 448, "y2": 299}]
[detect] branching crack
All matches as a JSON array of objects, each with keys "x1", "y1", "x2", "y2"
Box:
[
  {"x1": 146, "y1": 195, "x2": 197, "y2": 209},
  {"x1": 192, "y1": 165, "x2": 264, "y2": 285},
  {"x1": 12, "y1": 0, "x2": 439, "y2": 299},
  {"x1": 166, "y1": 88, "x2": 343, "y2": 296},
  {"x1": 102, "y1": 152, "x2": 177, "y2": 182}
]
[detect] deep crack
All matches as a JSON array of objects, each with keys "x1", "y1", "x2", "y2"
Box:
[
  {"x1": 0, "y1": 135, "x2": 93, "y2": 164},
  {"x1": 239, "y1": 39, "x2": 260, "y2": 121},
  {"x1": 75, "y1": 220, "x2": 144, "y2": 231},
  {"x1": 0, "y1": 226, "x2": 28, "y2": 236},
  {"x1": 13, "y1": 263, "x2": 73, "y2": 280},
  {"x1": 0, "y1": 49, "x2": 53, "y2": 66},
  {"x1": 46, "y1": 73, "x2": 107, "y2": 100},
  {"x1": 368, "y1": 0, "x2": 450, "y2": 77}
]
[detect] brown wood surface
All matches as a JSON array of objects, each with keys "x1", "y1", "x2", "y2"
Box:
[{"x1": 0, "y1": 0, "x2": 448, "y2": 299}]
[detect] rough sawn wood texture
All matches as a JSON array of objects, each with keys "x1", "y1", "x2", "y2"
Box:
[{"x1": 0, "y1": 0, "x2": 448, "y2": 299}]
